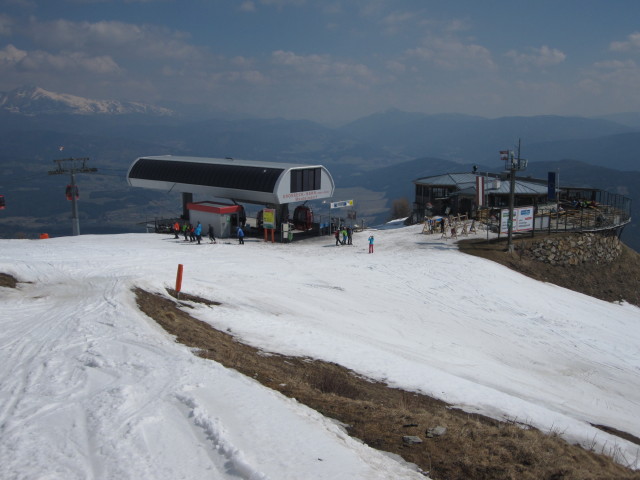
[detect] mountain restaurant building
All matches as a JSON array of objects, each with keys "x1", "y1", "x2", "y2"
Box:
[
  {"x1": 412, "y1": 172, "x2": 550, "y2": 219},
  {"x1": 412, "y1": 171, "x2": 632, "y2": 238}
]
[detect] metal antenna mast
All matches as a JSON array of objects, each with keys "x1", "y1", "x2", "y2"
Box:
[
  {"x1": 503, "y1": 139, "x2": 527, "y2": 253},
  {"x1": 48, "y1": 157, "x2": 97, "y2": 236}
]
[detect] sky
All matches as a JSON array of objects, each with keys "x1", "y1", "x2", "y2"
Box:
[
  {"x1": 1, "y1": 1, "x2": 640, "y2": 124},
  {"x1": 1, "y1": 221, "x2": 640, "y2": 479}
]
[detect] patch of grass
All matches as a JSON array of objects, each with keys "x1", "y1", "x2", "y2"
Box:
[
  {"x1": 134, "y1": 287, "x2": 640, "y2": 480},
  {"x1": 0, "y1": 273, "x2": 18, "y2": 288}
]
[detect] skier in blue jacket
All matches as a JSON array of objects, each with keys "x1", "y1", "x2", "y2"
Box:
[
  {"x1": 194, "y1": 222, "x2": 203, "y2": 245},
  {"x1": 237, "y1": 226, "x2": 245, "y2": 245}
]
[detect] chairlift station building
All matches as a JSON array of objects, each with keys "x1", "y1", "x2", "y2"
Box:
[{"x1": 127, "y1": 155, "x2": 335, "y2": 236}]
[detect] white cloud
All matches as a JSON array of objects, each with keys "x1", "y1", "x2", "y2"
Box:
[
  {"x1": 505, "y1": 45, "x2": 566, "y2": 70},
  {"x1": 405, "y1": 37, "x2": 494, "y2": 70},
  {"x1": 63, "y1": 0, "x2": 168, "y2": 3},
  {"x1": 258, "y1": 0, "x2": 306, "y2": 8},
  {"x1": 212, "y1": 69, "x2": 268, "y2": 85},
  {"x1": 593, "y1": 59, "x2": 637, "y2": 70},
  {"x1": 443, "y1": 18, "x2": 470, "y2": 33},
  {"x1": 610, "y1": 32, "x2": 640, "y2": 52},
  {"x1": 271, "y1": 50, "x2": 375, "y2": 86},
  {"x1": 16, "y1": 49, "x2": 121, "y2": 74},
  {"x1": 26, "y1": 18, "x2": 204, "y2": 62},
  {"x1": 230, "y1": 55, "x2": 255, "y2": 68},
  {"x1": 572, "y1": 58, "x2": 640, "y2": 113},
  {"x1": 585, "y1": 58, "x2": 640, "y2": 88},
  {"x1": 239, "y1": 1, "x2": 257, "y2": 12},
  {"x1": 0, "y1": 43, "x2": 27, "y2": 64},
  {"x1": 0, "y1": 14, "x2": 14, "y2": 36},
  {"x1": 381, "y1": 11, "x2": 416, "y2": 35},
  {"x1": 1, "y1": 0, "x2": 35, "y2": 7},
  {"x1": 385, "y1": 59, "x2": 406, "y2": 75}
]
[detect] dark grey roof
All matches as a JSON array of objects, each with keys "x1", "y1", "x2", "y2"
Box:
[
  {"x1": 414, "y1": 173, "x2": 479, "y2": 188},
  {"x1": 128, "y1": 157, "x2": 284, "y2": 193},
  {"x1": 126, "y1": 155, "x2": 335, "y2": 206},
  {"x1": 415, "y1": 172, "x2": 548, "y2": 196}
]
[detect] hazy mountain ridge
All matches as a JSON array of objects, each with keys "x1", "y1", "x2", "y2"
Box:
[
  {"x1": 339, "y1": 109, "x2": 639, "y2": 165},
  {"x1": 525, "y1": 133, "x2": 640, "y2": 171}
]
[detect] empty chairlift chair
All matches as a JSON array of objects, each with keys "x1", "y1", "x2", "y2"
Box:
[{"x1": 293, "y1": 205, "x2": 314, "y2": 231}]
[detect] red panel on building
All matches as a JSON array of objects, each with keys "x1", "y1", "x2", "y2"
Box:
[{"x1": 187, "y1": 201, "x2": 243, "y2": 214}]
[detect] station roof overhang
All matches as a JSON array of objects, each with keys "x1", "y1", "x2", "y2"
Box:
[{"x1": 127, "y1": 155, "x2": 335, "y2": 205}]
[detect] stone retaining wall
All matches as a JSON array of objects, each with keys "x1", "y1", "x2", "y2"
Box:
[{"x1": 522, "y1": 233, "x2": 622, "y2": 266}]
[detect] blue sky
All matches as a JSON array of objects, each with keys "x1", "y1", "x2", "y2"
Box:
[{"x1": 1, "y1": 0, "x2": 640, "y2": 124}]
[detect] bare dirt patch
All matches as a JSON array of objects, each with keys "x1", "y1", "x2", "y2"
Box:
[
  {"x1": 134, "y1": 286, "x2": 640, "y2": 480},
  {"x1": 0, "y1": 272, "x2": 18, "y2": 289}
]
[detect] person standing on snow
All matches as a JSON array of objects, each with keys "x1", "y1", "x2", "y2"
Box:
[
  {"x1": 347, "y1": 226, "x2": 353, "y2": 245},
  {"x1": 334, "y1": 228, "x2": 341, "y2": 246},
  {"x1": 208, "y1": 224, "x2": 217, "y2": 244},
  {"x1": 173, "y1": 221, "x2": 180, "y2": 239},
  {"x1": 194, "y1": 222, "x2": 202, "y2": 245},
  {"x1": 368, "y1": 235, "x2": 374, "y2": 254},
  {"x1": 237, "y1": 226, "x2": 245, "y2": 245}
]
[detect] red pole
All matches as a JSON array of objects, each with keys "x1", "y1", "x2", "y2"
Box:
[{"x1": 175, "y1": 264, "x2": 184, "y2": 292}]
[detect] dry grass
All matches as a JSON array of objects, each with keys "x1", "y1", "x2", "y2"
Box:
[
  {"x1": 134, "y1": 286, "x2": 640, "y2": 480},
  {"x1": 0, "y1": 273, "x2": 18, "y2": 288}
]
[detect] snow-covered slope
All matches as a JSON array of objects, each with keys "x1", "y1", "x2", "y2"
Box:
[{"x1": 1, "y1": 224, "x2": 639, "y2": 479}]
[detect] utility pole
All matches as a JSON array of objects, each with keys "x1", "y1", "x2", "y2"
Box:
[
  {"x1": 48, "y1": 157, "x2": 97, "y2": 236},
  {"x1": 504, "y1": 140, "x2": 527, "y2": 253}
]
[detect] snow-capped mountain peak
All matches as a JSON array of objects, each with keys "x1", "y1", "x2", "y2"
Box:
[{"x1": 0, "y1": 85, "x2": 175, "y2": 116}]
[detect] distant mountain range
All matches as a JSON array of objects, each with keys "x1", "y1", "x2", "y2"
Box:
[
  {"x1": 0, "y1": 86, "x2": 175, "y2": 117},
  {"x1": 339, "y1": 108, "x2": 640, "y2": 167},
  {"x1": 0, "y1": 85, "x2": 638, "y2": 250}
]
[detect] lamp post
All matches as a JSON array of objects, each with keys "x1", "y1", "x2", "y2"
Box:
[{"x1": 503, "y1": 140, "x2": 527, "y2": 253}]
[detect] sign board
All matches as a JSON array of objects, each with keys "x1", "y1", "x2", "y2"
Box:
[
  {"x1": 262, "y1": 208, "x2": 276, "y2": 229},
  {"x1": 281, "y1": 189, "x2": 332, "y2": 202},
  {"x1": 500, "y1": 206, "x2": 534, "y2": 234},
  {"x1": 330, "y1": 199, "x2": 354, "y2": 209},
  {"x1": 548, "y1": 172, "x2": 557, "y2": 201}
]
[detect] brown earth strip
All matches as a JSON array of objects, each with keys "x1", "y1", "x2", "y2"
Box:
[
  {"x1": 134, "y1": 286, "x2": 640, "y2": 480},
  {"x1": 0, "y1": 272, "x2": 18, "y2": 288},
  {"x1": 457, "y1": 235, "x2": 640, "y2": 307}
]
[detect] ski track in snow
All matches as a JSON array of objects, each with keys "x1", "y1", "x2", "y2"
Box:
[{"x1": 1, "y1": 226, "x2": 640, "y2": 478}]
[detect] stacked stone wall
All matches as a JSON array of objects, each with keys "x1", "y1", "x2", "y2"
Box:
[{"x1": 522, "y1": 233, "x2": 621, "y2": 266}]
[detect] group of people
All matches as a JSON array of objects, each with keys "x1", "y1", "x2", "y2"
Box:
[
  {"x1": 334, "y1": 226, "x2": 353, "y2": 246},
  {"x1": 170, "y1": 219, "x2": 246, "y2": 245},
  {"x1": 332, "y1": 226, "x2": 374, "y2": 253},
  {"x1": 171, "y1": 220, "x2": 373, "y2": 250},
  {"x1": 173, "y1": 221, "x2": 217, "y2": 245},
  {"x1": 570, "y1": 199, "x2": 598, "y2": 209}
]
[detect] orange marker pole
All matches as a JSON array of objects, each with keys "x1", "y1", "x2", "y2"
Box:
[{"x1": 175, "y1": 264, "x2": 184, "y2": 293}]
